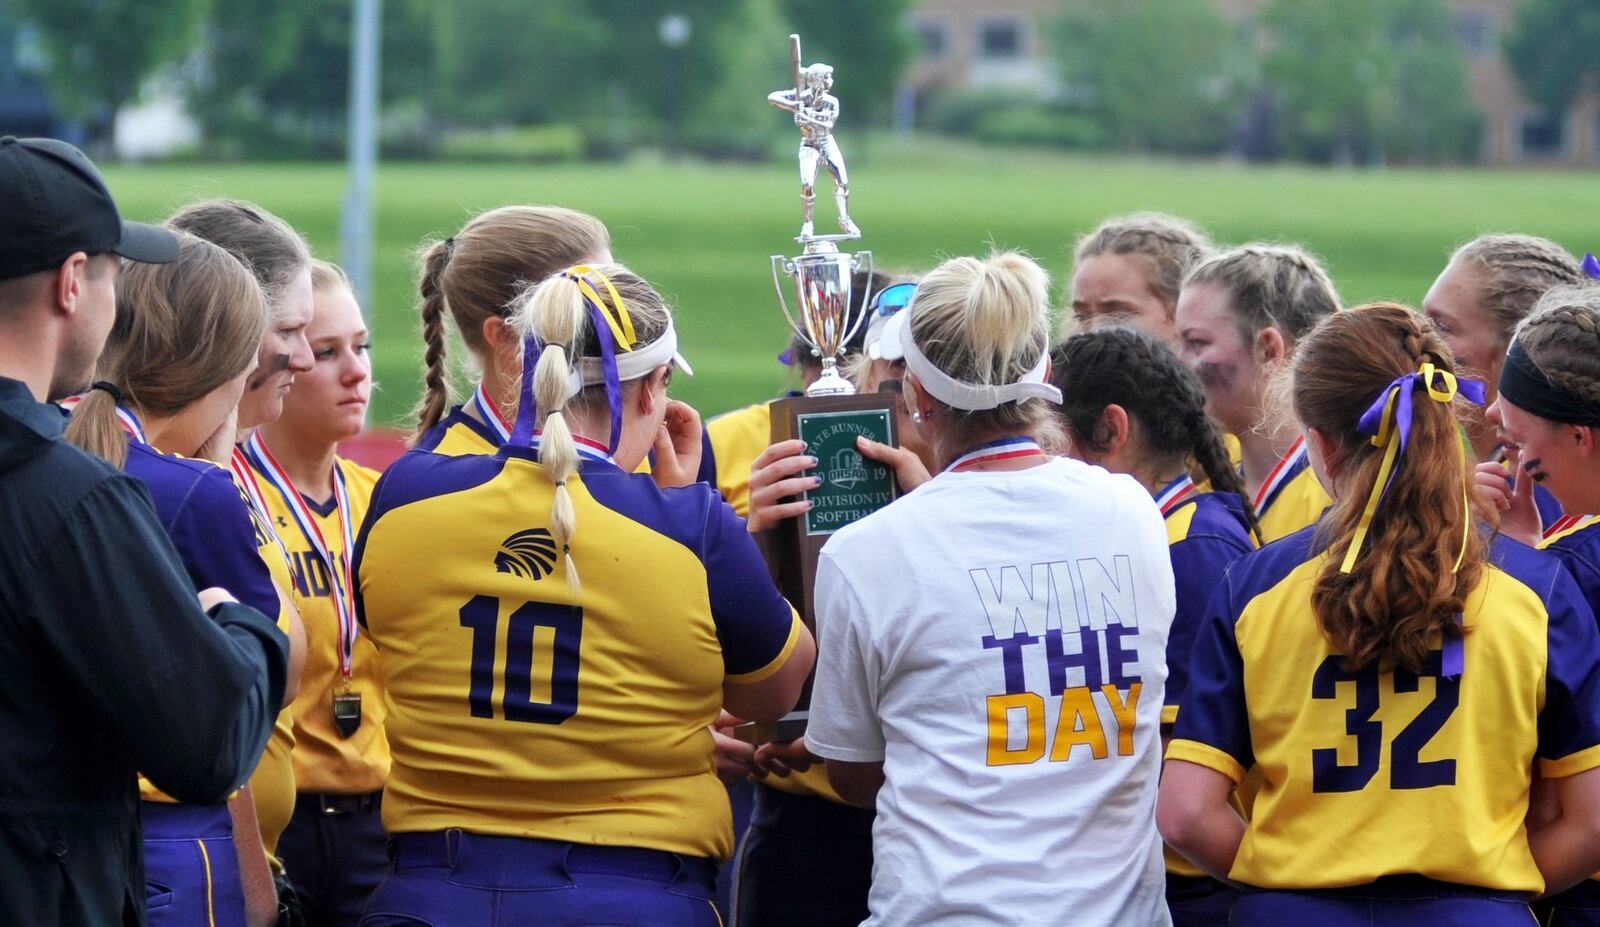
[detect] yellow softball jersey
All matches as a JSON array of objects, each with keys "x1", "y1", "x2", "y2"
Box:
[
  {"x1": 233, "y1": 463, "x2": 299, "y2": 854},
  {"x1": 416, "y1": 405, "x2": 499, "y2": 458},
  {"x1": 1169, "y1": 529, "x2": 1600, "y2": 892},
  {"x1": 122, "y1": 438, "x2": 288, "y2": 840},
  {"x1": 701, "y1": 401, "x2": 774, "y2": 518},
  {"x1": 352, "y1": 440, "x2": 802, "y2": 859},
  {"x1": 1252, "y1": 436, "x2": 1332, "y2": 543},
  {"x1": 252, "y1": 457, "x2": 390, "y2": 794},
  {"x1": 1158, "y1": 484, "x2": 1255, "y2": 880}
]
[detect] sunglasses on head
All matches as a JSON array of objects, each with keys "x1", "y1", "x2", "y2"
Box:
[{"x1": 872, "y1": 282, "x2": 917, "y2": 317}]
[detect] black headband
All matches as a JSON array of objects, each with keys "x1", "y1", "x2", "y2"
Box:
[
  {"x1": 88, "y1": 381, "x2": 124, "y2": 404},
  {"x1": 1498, "y1": 341, "x2": 1600, "y2": 427}
]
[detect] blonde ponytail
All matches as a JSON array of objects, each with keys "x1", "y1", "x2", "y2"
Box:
[
  {"x1": 526, "y1": 275, "x2": 590, "y2": 590},
  {"x1": 507, "y1": 263, "x2": 675, "y2": 592},
  {"x1": 908, "y1": 250, "x2": 1062, "y2": 458}
]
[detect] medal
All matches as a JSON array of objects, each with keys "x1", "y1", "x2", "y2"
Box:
[
  {"x1": 332, "y1": 691, "x2": 363, "y2": 738},
  {"x1": 244, "y1": 433, "x2": 362, "y2": 731}
]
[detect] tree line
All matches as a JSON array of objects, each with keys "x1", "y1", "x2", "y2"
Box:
[{"x1": 5, "y1": 0, "x2": 1594, "y2": 164}]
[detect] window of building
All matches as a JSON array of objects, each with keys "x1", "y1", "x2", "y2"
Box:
[
  {"x1": 917, "y1": 19, "x2": 948, "y2": 58},
  {"x1": 1520, "y1": 110, "x2": 1566, "y2": 159},
  {"x1": 979, "y1": 18, "x2": 1023, "y2": 60},
  {"x1": 1454, "y1": 10, "x2": 1495, "y2": 56}
]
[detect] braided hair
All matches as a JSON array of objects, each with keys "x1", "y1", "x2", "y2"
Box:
[
  {"x1": 1453, "y1": 234, "x2": 1584, "y2": 342},
  {"x1": 410, "y1": 206, "x2": 611, "y2": 443},
  {"x1": 1514, "y1": 284, "x2": 1600, "y2": 408},
  {"x1": 1050, "y1": 327, "x2": 1262, "y2": 541},
  {"x1": 1072, "y1": 212, "x2": 1214, "y2": 317},
  {"x1": 1183, "y1": 243, "x2": 1341, "y2": 348}
]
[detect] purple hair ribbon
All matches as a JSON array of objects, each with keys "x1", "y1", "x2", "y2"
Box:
[
  {"x1": 1582, "y1": 253, "x2": 1600, "y2": 281},
  {"x1": 1341, "y1": 364, "x2": 1484, "y2": 575},
  {"x1": 585, "y1": 300, "x2": 625, "y2": 453},
  {"x1": 511, "y1": 333, "x2": 542, "y2": 447}
]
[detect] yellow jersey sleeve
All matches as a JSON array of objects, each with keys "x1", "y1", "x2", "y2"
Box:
[
  {"x1": 704, "y1": 402, "x2": 774, "y2": 518},
  {"x1": 1255, "y1": 463, "x2": 1331, "y2": 544},
  {"x1": 236, "y1": 479, "x2": 299, "y2": 854}
]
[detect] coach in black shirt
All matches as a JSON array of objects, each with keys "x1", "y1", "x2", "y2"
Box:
[{"x1": 0, "y1": 136, "x2": 289, "y2": 925}]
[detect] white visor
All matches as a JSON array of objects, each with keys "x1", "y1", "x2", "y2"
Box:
[
  {"x1": 898, "y1": 317, "x2": 1061, "y2": 411},
  {"x1": 570, "y1": 319, "x2": 692, "y2": 397}
]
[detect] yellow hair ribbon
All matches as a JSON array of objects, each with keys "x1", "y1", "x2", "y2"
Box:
[
  {"x1": 1340, "y1": 385, "x2": 1402, "y2": 573},
  {"x1": 567, "y1": 264, "x2": 639, "y2": 351},
  {"x1": 1339, "y1": 363, "x2": 1463, "y2": 574}
]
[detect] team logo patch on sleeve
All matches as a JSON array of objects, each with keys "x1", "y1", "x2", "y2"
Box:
[{"x1": 495, "y1": 529, "x2": 558, "y2": 580}]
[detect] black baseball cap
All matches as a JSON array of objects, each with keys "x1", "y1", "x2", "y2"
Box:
[{"x1": 0, "y1": 135, "x2": 179, "y2": 280}]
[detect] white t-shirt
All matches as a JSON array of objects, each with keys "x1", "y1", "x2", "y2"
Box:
[{"x1": 808, "y1": 457, "x2": 1176, "y2": 927}]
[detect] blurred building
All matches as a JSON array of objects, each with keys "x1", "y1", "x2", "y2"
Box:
[
  {"x1": 905, "y1": 0, "x2": 1600, "y2": 166},
  {"x1": 0, "y1": 12, "x2": 76, "y2": 142}
]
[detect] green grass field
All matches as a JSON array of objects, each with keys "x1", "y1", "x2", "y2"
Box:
[{"x1": 102, "y1": 141, "x2": 1600, "y2": 427}]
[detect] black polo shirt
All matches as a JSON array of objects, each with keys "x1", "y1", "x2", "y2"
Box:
[{"x1": 0, "y1": 376, "x2": 287, "y2": 925}]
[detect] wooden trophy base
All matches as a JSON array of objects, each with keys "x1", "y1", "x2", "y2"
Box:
[{"x1": 732, "y1": 388, "x2": 899, "y2": 746}]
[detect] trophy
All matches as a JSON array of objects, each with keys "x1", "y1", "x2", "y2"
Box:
[{"x1": 740, "y1": 35, "x2": 901, "y2": 744}]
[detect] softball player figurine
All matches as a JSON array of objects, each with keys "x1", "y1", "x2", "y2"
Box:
[{"x1": 768, "y1": 35, "x2": 858, "y2": 240}]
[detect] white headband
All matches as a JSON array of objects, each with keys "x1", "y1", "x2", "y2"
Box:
[
  {"x1": 898, "y1": 318, "x2": 1061, "y2": 411},
  {"x1": 567, "y1": 320, "x2": 693, "y2": 397}
]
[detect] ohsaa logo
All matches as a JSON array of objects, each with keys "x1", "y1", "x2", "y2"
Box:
[
  {"x1": 495, "y1": 528, "x2": 557, "y2": 580},
  {"x1": 827, "y1": 448, "x2": 868, "y2": 489}
]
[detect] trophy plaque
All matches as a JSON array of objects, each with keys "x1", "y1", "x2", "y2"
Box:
[{"x1": 737, "y1": 35, "x2": 901, "y2": 744}]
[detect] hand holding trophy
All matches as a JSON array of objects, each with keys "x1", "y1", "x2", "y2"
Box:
[{"x1": 739, "y1": 35, "x2": 902, "y2": 745}]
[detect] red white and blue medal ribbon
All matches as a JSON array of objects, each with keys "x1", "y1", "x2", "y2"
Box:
[
  {"x1": 113, "y1": 406, "x2": 147, "y2": 445},
  {"x1": 1155, "y1": 473, "x2": 1198, "y2": 516},
  {"x1": 244, "y1": 432, "x2": 358, "y2": 679},
  {"x1": 529, "y1": 431, "x2": 616, "y2": 465},
  {"x1": 230, "y1": 446, "x2": 274, "y2": 528},
  {"x1": 947, "y1": 436, "x2": 1046, "y2": 472},
  {"x1": 231, "y1": 444, "x2": 294, "y2": 564},
  {"x1": 471, "y1": 381, "x2": 512, "y2": 445},
  {"x1": 1545, "y1": 514, "x2": 1599, "y2": 541},
  {"x1": 1253, "y1": 435, "x2": 1307, "y2": 514}
]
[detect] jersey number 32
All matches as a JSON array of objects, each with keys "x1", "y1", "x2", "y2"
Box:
[{"x1": 1311, "y1": 650, "x2": 1459, "y2": 793}]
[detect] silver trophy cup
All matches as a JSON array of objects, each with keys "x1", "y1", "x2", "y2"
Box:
[{"x1": 770, "y1": 244, "x2": 874, "y2": 397}]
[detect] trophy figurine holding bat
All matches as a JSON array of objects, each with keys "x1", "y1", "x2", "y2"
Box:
[
  {"x1": 767, "y1": 41, "x2": 858, "y2": 239},
  {"x1": 739, "y1": 35, "x2": 900, "y2": 745}
]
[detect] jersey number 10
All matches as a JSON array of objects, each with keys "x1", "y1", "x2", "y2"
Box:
[
  {"x1": 459, "y1": 595, "x2": 583, "y2": 724},
  {"x1": 1311, "y1": 650, "x2": 1459, "y2": 793}
]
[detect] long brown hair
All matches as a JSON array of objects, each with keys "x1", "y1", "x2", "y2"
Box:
[
  {"x1": 1291, "y1": 303, "x2": 1487, "y2": 672},
  {"x1": 64, "y1": 234, "x2": 268, "y2": 468},
  {"x1": 413, "y1": 205, "x2": 611, "y2": 441}
]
